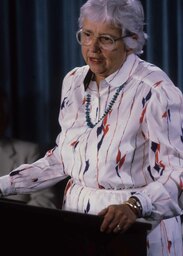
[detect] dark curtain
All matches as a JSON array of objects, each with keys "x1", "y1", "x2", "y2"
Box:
[
  {"x1": 145, "y1": 0, "x2": 183, "y2": 90},
  {"x1": 0, "y1": 0, "x2": 182, "y2": 148}
]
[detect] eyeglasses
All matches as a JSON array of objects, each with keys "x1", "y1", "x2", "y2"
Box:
[{"x1": 76, "y1": 29, "x2": 131, "y2": 50}]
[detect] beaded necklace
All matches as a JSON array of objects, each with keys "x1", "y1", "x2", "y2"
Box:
[{"x1": 85, "y1": 82, "x2": 126, "y2": 128}]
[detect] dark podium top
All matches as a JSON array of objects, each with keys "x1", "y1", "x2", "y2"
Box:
[{"x1": 0, "y1": 198, "x2": 151, "y2": 255}]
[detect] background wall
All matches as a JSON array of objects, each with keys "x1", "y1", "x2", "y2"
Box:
[{"x1": 0, "y1": 0, "x2": 182, "y2": 149}]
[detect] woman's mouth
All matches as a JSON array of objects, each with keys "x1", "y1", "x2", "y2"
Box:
[{"x1": 89, "y1": 57, "x2": 103, "y2": 64}]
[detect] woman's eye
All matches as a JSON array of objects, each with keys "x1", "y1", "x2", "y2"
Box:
[
  {"x1": 83, "y1": 32, "x2": 91, "y2": 37},
  {"x1": 100, "y1": 36, "x2": 113, "y2": 44}
]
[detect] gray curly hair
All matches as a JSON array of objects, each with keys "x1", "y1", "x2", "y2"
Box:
[{"x1": 78, "y1": 0, "x2": 147, "y2": 54}]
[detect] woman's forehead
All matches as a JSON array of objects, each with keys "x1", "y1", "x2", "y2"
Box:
[{"x1": 82, "y1": 18, "x2": 122, "y2": 34}]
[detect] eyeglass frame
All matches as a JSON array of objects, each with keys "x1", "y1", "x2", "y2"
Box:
[{"x1": 76, "y1": 29, "x2": 133, "y2": 50}]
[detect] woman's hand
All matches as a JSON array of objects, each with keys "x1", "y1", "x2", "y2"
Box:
[{"x1": 98, "y1": 203, "x2": 138, "y2": 234}]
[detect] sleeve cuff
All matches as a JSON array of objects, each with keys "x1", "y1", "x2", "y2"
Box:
[
  {"x1": 132, "y1": 191, "x2": 153, "y2": 217},
  {"x1": 0, "y1": 175, "x2": 16, "y2": 196}
]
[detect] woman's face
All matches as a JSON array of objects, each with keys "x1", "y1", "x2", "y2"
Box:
[{"x1": 81, "y1": 19, "x2": 128, "y2": 84}]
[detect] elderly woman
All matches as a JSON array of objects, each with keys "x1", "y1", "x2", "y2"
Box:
[{"x1": 0, "y1": 0, "x2": 183, "y2": 255}]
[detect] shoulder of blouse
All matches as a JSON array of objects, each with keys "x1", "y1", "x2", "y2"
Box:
[
  {"x1": 63, "y1": 65, "x2": 89, "y2": 82},
  {"x1": 61, "y1": 65, "x2": 89, "y2": 96}
]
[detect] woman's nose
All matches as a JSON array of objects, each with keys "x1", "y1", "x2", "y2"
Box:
[{"x1": 89, "y1": 37, "x2": 101, "y2": 52}]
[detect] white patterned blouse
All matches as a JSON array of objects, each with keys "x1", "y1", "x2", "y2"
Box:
[{"x1": 1, "y1": 54, "x2": 183, "y2": 254}]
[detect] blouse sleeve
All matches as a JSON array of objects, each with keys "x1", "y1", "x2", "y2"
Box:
[
  {"x1": 0, "y1": 67, "x2": 85, "y2": 198},
  {"x1": 0, "y1": 134, "x2": 68, "y2": 197},
  {"x1": 134, "y1": 81, "x2": 183, "y2": 220}
]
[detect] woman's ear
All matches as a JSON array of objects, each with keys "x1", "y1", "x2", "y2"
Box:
[{"x1": 123, "y1": 34, "x2": 138, "y2": 51}]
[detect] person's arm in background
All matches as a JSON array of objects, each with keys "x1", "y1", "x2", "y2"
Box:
[
  {"x1": 2, "y1": 139, "x2": 41, "y2": 202},
  {"x1": 27, "y1": 178, "x2": 69, "y2": 209},
  {"x1": 16, "y1": 139, "x2": 64, "y2": 208},
  {"x1": 0, "y1": 133, "x2": 67, "y2": 194}
]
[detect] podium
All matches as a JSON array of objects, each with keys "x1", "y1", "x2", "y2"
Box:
[{"x1": 0, "y1": 198, "x2": 151, "y2": 255}]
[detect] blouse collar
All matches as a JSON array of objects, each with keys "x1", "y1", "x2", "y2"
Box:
[
  {"x1": 83, "y1": 53, "x2": 139, "y2": 90},
  {"x1": 105, "y1": 53, "x2": 139, "y2": 87}
]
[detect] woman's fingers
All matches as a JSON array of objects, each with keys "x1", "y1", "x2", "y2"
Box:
[{"x1": 99, "y1": 204, "x2": 137, "y2": 233}]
